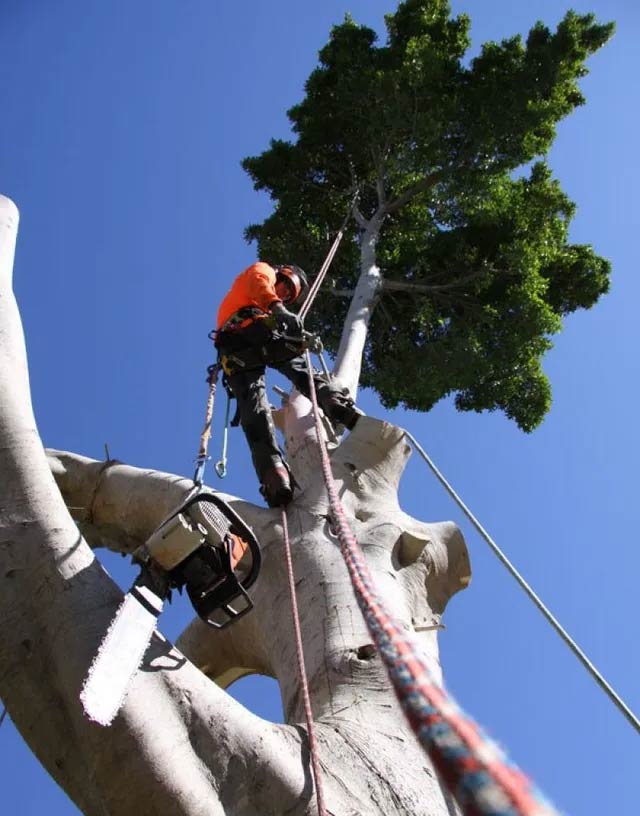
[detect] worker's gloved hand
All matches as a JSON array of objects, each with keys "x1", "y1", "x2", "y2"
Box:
[{"x1": 271, "y1": 302, "x2": 302, "y2": 336}]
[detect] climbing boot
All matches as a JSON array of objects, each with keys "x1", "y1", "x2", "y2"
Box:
[
  {"x1": 318, "y1": 390, "x2": 364, "y2": 431},
  {"x1": 260, "y1": 461, "x2": 294, "y2": 508}
]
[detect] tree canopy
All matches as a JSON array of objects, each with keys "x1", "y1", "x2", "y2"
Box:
[{"x1": 242, "y1": 0, "x2": 613, "y2": 431}]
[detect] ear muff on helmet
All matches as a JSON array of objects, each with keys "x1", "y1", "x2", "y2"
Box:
[{"x1": 275, "y1": 265, "x2": 308, "y2": 305}]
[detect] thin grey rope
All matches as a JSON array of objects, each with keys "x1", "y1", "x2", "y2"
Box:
[
  {"x1": 404, "y1": 430, "x2": 640, "y2": 736},
  {"x1": 299, "y1": 191, "x2": 359, "y2": 323}
]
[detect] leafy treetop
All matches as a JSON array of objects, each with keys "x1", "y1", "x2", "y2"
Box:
[{"x1": 242, "y1": 0, "x2": 613, "y2": 431}]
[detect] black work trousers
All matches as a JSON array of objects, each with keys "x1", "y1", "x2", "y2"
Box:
[{"x1": 217, "y1": 321, "x2": 343, "y2": 482}]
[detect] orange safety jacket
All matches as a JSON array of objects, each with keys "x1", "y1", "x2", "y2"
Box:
[{"x1": 216, "y1": 262, "x2": 282, "y2": 331}]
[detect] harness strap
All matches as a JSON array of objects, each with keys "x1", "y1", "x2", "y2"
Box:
[
  {"x1": 218, "y1": 347, "x2": 268, "y2": 376},
  {"x1": 217, "y1": 336, "x2": 307, "y2": 377},
  {"x1": 219, "y1": 306, "x2": 267, "y2": 333}
]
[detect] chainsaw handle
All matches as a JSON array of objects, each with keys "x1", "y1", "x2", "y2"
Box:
[{"x1": 183, "y1": 492, "x2": 262, "y2": 592}]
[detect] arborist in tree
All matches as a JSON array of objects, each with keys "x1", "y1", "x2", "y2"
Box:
[{"x1": 215, "y1": 261, "x2": 362, "y2": 507}]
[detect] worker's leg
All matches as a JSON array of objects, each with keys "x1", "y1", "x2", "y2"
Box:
[
  {"x1": 226, "y1": 367, "x2": 276, "y2": 476},
  {"x1": 226, "y1": 366, "x2": 292, "y2": 506},
  {"x1": 273, "y1": 355, "x2": 363, "y2": 430}
]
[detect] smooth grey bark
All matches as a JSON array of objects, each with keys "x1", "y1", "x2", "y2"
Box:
[
  {"x1": 333, "y1": 214, "x2": 384, "y2": 397},
  {"x1": 333, "y1": 170, "x2": 440, "y2": 397},
  {"x1": 1, "y1": 195, "x2": 469, "y2": 815}
]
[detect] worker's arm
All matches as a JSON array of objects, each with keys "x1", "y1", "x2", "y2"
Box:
[
  {"x1": 245, "y1": 262, "x2": 280, "y2": 312},
  {"x1": 271, "y1": 301, "x2": 302, "y2": 335}
]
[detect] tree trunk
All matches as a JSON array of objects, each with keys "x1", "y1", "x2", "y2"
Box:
[
  {"x1": 1, "y1": 196, "x2": 470, "y2": 815},
  {"x1": 333, "y1": 216, "x2": 384, "y2": 397}
]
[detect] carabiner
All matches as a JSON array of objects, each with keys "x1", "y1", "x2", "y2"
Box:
[{"x1": 215, "y1": 390, "x2": 231, "y2": 479}]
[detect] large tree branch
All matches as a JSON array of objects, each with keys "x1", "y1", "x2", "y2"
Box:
[
  {"x1": 330, "y1": 171, "x2": 443, "y2": 397},
  {"x1": 46, "y1": 449, "x2": 281, "y2": 681},
  {"x1": 382, "y1": 269, "x2": 490, "y2": 295},
  {"x1": 373, "y1": 156, "x2": 387, "y2": 210},
  {"x1": 352, "y1": 206, "x2": 368, "y2": 229},
  {"x1": 3, "y1": 194, "x2": 471, "y2": 816},
  {"x1": 0, "y1": 196, "x2": 315, "y2": 816},
  {"x1": 49, "y1": 415, "x2": 473, "y2": 813},
  {"x1": 47, "y1": 450, "x2": 271, "y2": 552},
  {"x1": 326, "y1": 267, "x2": 491, "y2": 301},
  {"x1": 384, "y1": 170, "x2": 441, "y2": 214},
  {"x1": 332, "y1": 217, "x2": 384, "y2": 396}
]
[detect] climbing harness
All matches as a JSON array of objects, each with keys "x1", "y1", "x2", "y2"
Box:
[
  {"x1": 217, "y1": 331, "x2": 306, "y2": 376},
  {"x1": 301, "y1": 349, "x2": 559, "y2": 816},
  {"x1": 281, "y1": 509, "x2": 327, "y2": 816},
  {"x1": 218, "y1": 305, "x2": 266, "y2": 333},
  {"x1": 404, "y1": 431, "x2": 640, "y2": 736},
  {"x1": 216, "y1": 321, "x2": 324, "y2": 378},
  {"x1": 197, "y1": 191, "x2": 358, "y2": 483}
]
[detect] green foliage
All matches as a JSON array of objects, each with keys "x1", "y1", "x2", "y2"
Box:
[{"x1": 242, "y1": 0, "x2": 613, "y2": 431}]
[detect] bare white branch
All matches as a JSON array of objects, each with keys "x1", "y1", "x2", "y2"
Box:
[
  {"x1": 332, "y1": 217, "x2": 384, "y2": 397},
  {"x1": 382, "y1": 269, "x2": 489, "y2": 295},
  {"x1": 385, "y1": 171, "x2": 441, "y2": 214},
  {"x1": 2, "y1": 194, "x2": 469, "y2": 816},
  {"x1": 353, "y1": 205, "x2": 369, "y2": 229},
  {"x1": 0, "y1": 197, "x2": 311, "y2": 816}
]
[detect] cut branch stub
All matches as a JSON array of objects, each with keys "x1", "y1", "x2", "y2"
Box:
[
  {"x1": 396, "y1": 521, "x2": 471, "y2": 615},
  {"x1": 332, "y1": 416, "x2": 412, "y2": 509},
  {"x1": 176, "y1": 613, "x2": 275, "y2": 687}
]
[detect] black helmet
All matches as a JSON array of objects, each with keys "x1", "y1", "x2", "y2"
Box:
[{"x1": 274, "y1": 265, "x2": 308, "y2": 305}]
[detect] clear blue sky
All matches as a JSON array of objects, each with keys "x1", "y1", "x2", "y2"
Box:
[{"x1": 1, "y1": 1, "x2": 638, "y2": 813}]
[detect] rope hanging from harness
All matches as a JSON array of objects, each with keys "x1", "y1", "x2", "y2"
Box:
[
  {"x1": 302, "y1": 350, "x2": 559, "y2": 816},
  {"x1": 281, "y1": 509, "x2": 327, "y2": 816},
  {"x1": 246, "y1": 198, "x2": 357, "y2": 816},
  {"x1": 193, "y1": 363, "x2": 221, "y2": 486}
]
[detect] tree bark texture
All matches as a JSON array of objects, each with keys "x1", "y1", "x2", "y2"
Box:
[
  {"x1": 1, "y1": 196, "x2": 470, "y2": 815},
  {"x1": 333, "y1": 216, "x2": 384, "y2": 397}
]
